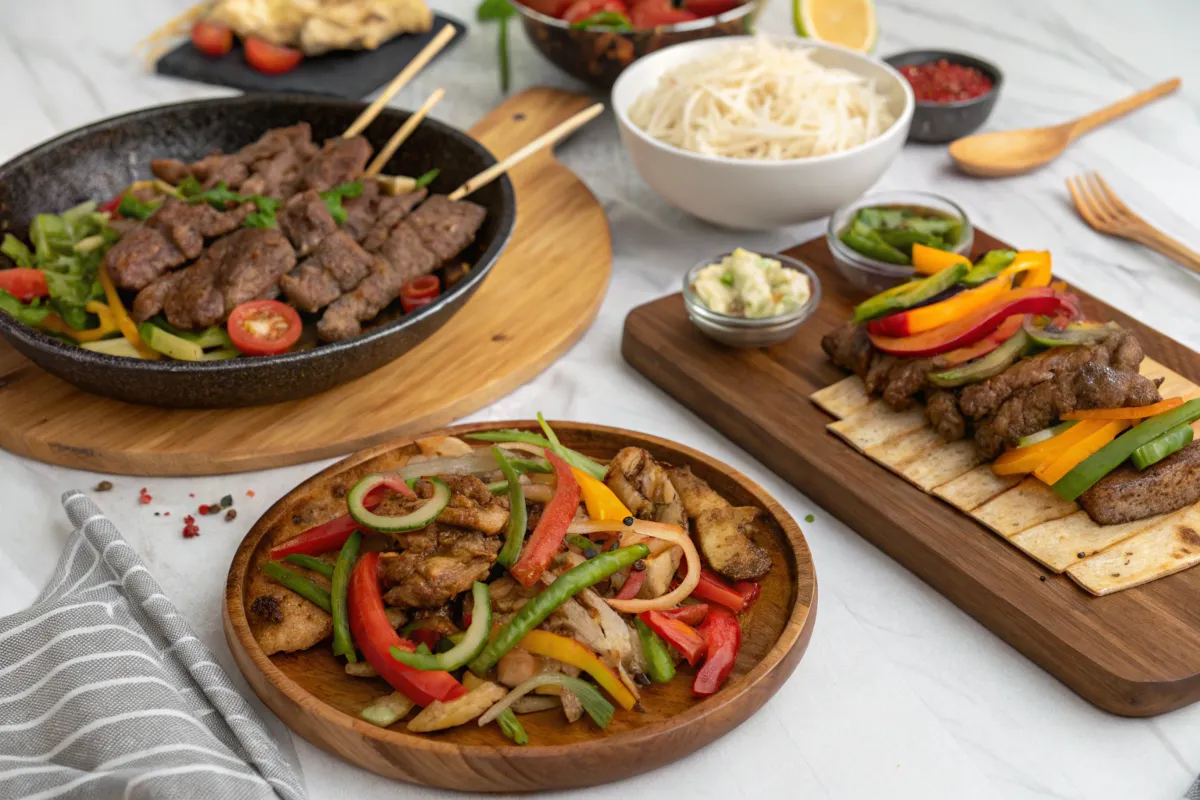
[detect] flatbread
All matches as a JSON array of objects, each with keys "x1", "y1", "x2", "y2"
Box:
[
  {"x1": 1139, "y1": 358, "x2": 1200, "y2": 401},
  {"x1": 933, "y1": 465, "x2": 1022, "y2": 512},
  {"x1": 1009, "y1": 510, "x2": 1169, "y2": 572},
  {"x1": 868, "y1": 429, "x2": 982, "y2": 491},
  {"x1": 810, "y1": 375, "x2": 871, "y2": 420},
  {"x1": 1067, "y1": 505, "x2": 1200, "y2": 595},
  {"x1": 828, "y1": 401, "x2": 927, "y2": 452},
  {"x1": 973, "y1": 478, "x2": 1078, "y2": 538}
]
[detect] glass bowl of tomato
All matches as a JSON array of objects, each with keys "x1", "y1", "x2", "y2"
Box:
[
  {"x1": 883, "y1": 50, "x2": 1003, "y2": 143},
  {"x1": 511, "y1": 0, "x2": 761, "y2": 90}
]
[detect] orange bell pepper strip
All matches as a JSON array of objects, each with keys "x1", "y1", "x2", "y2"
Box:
[
  {"x1": 992, "y1": 419, "x2": 1110, "y2": 475},
  {"x1": 1061, "y1": 397, "x2": 1184, "y2": 421},
  {"x1": 1034, "y1": 420, "x2": 1130, "y2": 485},
  {"x1": 912, "y1": 243, "x2": 970, "y2": 276},
  {"x1": 517, "y1": 630, "x2": 637, "y2": 710},
  {"x1": 937, "y1": 315, "x2": 1025, "y2": 367},
  {"x1": 98, "y1": 264, "x2": 160, "y2": 359},
  {"x1": 571, "y1": 468, "x2": 631, "y2": 521}
]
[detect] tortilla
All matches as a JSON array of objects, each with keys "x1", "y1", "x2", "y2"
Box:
[
  {"x1": 867, "y1": 429, "x2": 982, "y2": 491},
  {"x1": 828, "y1": 401, "x2": 928, "y2": 452},
  {"x1": 1009, "y1": 510, "x2": 1169, "y2": 572},
  {"x1": 973, "y1": 478, "x2": 1078, "y2": 538},
  {"x1": 1140, "y1": 358, "x2": 1200, "y2": 401},
  {"x1": 933, "y1": 465, "x2": 1022, "y2": 512},
  {"x1": 810, "y1": 375, "x2": 871, "y2": 420},
  {"x1": 1067, "y1": 505, "x2": 1200, "y2": 595}
]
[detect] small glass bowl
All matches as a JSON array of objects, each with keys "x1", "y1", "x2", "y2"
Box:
[
  {"x1": 682, "y1": 252, "x2": 822, "y2": 348},
  {"x1": 827, "y1": 190, "x2": 974, "y2": 294}
]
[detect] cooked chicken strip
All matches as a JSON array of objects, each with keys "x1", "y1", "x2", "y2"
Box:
[
  {"x1": 667, "y1": 465, "x2": 772, "y2": 581},
  {"x1": 604, "y1": 447, "x2": 687, "y2": 527}
]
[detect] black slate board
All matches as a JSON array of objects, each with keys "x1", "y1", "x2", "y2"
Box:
[{"x1": 156, "y1": 14, "x2": 465, "y2": 99}]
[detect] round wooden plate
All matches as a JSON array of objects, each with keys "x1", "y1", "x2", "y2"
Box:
[{"x1": 224, "y1": 420, "x2": 817, "y2": 792}]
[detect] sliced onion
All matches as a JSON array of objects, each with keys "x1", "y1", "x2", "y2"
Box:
[
  {"x1": 567, "y1": 519, "x2": 675, "y2": 556},
  {"x1": 567, "y1": 519, "x2": 701, "y2": 613},
  {"x1": 497, "y1": 442, "x2": 548, "y2": 457},
  {"x1": 523, "y1": 484, "x2": 555, "y2": 504},
  {"x1": 478, "y1": 673, "x2": 613, "y2": 728},
  {"x1": 393, "y1": 447, "x2": 499, "y2": 480}
]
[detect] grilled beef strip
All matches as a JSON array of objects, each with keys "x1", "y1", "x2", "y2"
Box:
[
  {"x1": 1078, "y1": 441, "x2": 1200, "y2": 525},
  {"x1": 300, "y1": 135, "x2": 372, "y2": 193},
  {"x1": 360, "y1": 189, "x2": 429, "y2": 251},
  {"x1": 277, "y1": 190, "x2": 338, "y2": 257},
  {"x1": 280, "y1": 231, "x2": 377, "y2": 313},
  {"x1": 881, "y1": 358, "x2": 936, "y2": 410},
  {"x1": 341, "y1": 178, "x2": 381, "y2": 241},
  {"x1": 974, "y1": 361, "x2": 1162, "y2": 458},
  {"x1": 150, "y1": 123, "x2": 316, "y2": 193},
  {"x1": 821, "y1": 321, "x2": 874, "y2": 377},
  {"x1": 926, "y1": 390, "x2": 967, "y2": 441},
  {"x1": 864, "y1": 354, "x2": 899, "y2": 394}
]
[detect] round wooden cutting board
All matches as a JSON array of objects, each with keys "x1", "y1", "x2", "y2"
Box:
[{"x1": 0, "y1": 88, "x2": 610, "y2": 476}]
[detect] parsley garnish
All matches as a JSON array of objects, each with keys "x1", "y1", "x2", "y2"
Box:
[
  {"x1": 413, "y1": 169, "x2": 440, "y2": 190},
  {"x1": 476, "y1": 0, "x2": 516, "y2": 92},
  {"x1": 117, "y1": 194, "x2": 162, "y2": 221},
  {"x1": 319, "y1": 180, "x2": 364, "y2": 225}
]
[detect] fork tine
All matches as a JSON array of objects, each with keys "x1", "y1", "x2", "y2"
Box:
[
  {"x1": 1091, "y1": 172, "x2": 1139, "y2": 220},
  {"x1": 1081, "y1": 174, "x2": 1121, "y2": 228},
  {"x1": 1067, "y1": 175, "x2": 1108, "y2": 231},
  {"x1": 1065, "y1": 176, "x2": 1096, "y2": 228},
  {"x1": 1083, "y1": 172, "x2": 1124, "y2": 223}
]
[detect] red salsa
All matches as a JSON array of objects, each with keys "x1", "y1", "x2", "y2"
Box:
[{"x1": 900, "y1": 60, "x2": 993, "y2": 104}]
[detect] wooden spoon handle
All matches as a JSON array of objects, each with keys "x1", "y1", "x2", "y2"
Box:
[{"x1": 1068, "y1": 78, "x2": 1181, "y2": 139}]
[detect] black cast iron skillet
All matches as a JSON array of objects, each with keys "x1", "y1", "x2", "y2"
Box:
[{"x1": 0, "y1": 95, "x2": 516, "y2": 408}]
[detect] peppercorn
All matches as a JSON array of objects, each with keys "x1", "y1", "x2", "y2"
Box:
[
  {"x1": 225, "y1": 509, "x2": 238, "y2": 522},
  {"x1": 94, "y1": 480, "x2": 113, "y2": 492}
]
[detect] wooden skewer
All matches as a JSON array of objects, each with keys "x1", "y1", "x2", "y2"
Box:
[
  {"x1": 364, "y1": 88, "x2": 446, "y2": 178},
  {"x1": 343, "y1": 25, "x2": 455, "y2": 139},
  {"x1": 447, "y1": 103, "x2": 605, "y2": 202}
]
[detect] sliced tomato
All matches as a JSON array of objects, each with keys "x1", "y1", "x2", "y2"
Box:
[
  {"x1": 0, "y1": 268, "x2": 49, "y2": 302},
  {"x1": 98, "y1": 195, "x2": 123, "y2": 216},
  {"x1": 630, "y1": 0, "x2": 697, "y2": 27},
  {"x1": 244, "y1": 38, "x2": 303, "y2": 75},
  {"x1": 681, "y1": 0, "x2": 739, "y2": 17},
  {"x1": 522, "y1": 0, "x2": 572, "y2": 15},
  {"x1": 227, "y1": 300, "x2": 302, "y2": 356},
  {"x1": 191, "y1": 20, "x2": 234, "y2": 57},
  {"x1": 562, "y1": 0, "x2": 628, "y2": 23},
  {"x1": 399, "y1": 274, "x2": 441, "y2": 313}
]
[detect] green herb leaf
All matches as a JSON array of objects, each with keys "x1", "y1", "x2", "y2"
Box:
[
  {"x1": 117, "y1": 194, "x2": 161, "y2": 222},
  {"x1": 413, "y1": 169, "x2": 440, "y2": 190},
  {"x1": 176, "y1": 175, "x2": 203, "y2": 198},
  {"x1": 319, "y1": 181, "x2": 365, "y2": 226},
  {"x1": 569, "y1": 10, "x2": 633, "y2": 30},
  {"x1": 0, "y1": 288, "x2": 50, "y2": 327},
  {"x1": 477, "y1": 0, "x2": 515, "y2": 20},
  {"x1": 186, "y1": 182, "x2": 245, "y2": 211}
]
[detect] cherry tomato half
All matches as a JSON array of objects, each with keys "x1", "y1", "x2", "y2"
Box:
[
  {"x1": 630, "y1": 0, "x2": 697, "y2": 27},
  {"x1": 227, "y1": 300, "x2": 302, "y2": 356},
  {"x1": 562, "y1": 0, "x2": 628, "y2": 23},
  {"x1": 679, "y1": 0, "x2": 738, "y2": 17},
  {"x1": 399, "y1": 275, "x2": 441, "y2": 313},
  {"x1": 191, "y1": 20, "x2": 234, "y2": 57},
  {"x1": 0, "y1": 268, "x2": 49, "y2": 303},
  {"x1": 244, "y1": 37, "x2": 304, "y2": 75}
]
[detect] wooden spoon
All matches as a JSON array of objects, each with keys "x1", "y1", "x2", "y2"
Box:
[{"x1": 949, "y1": 78, "x2": 1180, "y2": 178}]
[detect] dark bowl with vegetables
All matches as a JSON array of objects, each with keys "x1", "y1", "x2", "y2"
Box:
[
  {"x1": 827, "y1": 190, "x2": 973, "y2": 294},
  {"x1": 883, "y1": 50, "x2": 1002, "y2": 144},
  {"x1": 0, "y1": 95, "x2": 515, "y2": 408},
  {"x1": 510, "y1": 0, "x2": 760, "y2": 90}
]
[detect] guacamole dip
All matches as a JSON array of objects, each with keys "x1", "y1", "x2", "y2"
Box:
[{"x1": 692, "y1": 249, "x2": 811, "y2": 319}]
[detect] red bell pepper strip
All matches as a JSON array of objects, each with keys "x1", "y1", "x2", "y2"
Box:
[
  {"x1": 692, "y1": 606, "x2": 742, "y2": 697},
  {"x1": 732, "y1": 581, "x2": 761, "y2": 608},
  {"x1": 347, "y1": 552, "x2": 465, "y2": 706},
  {"x1": 639, "y1": 610, "x2": 707, "y2": 666},
  {"x1": 269, "y1": 480, "x2": 414, "y2": 559},
  {"x1": 615, "y1": 569, "x2": 646, "y2": 600},
  {"x1": 657, "y1": 603, "x2": 710, "y2": 626},
  {"x1": 681, "y1": 564, "x2": 754, "y2": 612},
  {"x1": 937, "y1": 314, "x2": 1024, "y2": 367},
  {"x1": 869, "y1": 288, "x2": 1078, "y2": 359},
  {"x1": 409, "y1": 629, "x2": 441, "y2": 652},
  {"x1": 510, "y1": 450, "x2": 582, "y2": 587}
]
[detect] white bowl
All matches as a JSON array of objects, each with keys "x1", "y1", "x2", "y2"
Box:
[{"x1": 611, "y1": 36, "x2": 915, "y2": 231}]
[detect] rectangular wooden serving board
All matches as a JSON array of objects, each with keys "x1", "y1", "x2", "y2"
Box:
[{"x1": 622, "y1": 230, "x2": 1200, "y2": 717}]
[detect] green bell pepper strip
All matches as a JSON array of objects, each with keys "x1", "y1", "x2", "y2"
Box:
[
  {"x1": 1023, "y1": 320, "x2": 1115, "y2": 349},
  {"x1": 963, "y1": 249, "x2": 1017, "y2": 286},
  {"x1": 1053, "y1": 399, "x2": 1200, "y2": 500},
  {"x1": 331, "y1": 531, "x2": 362, "y2": 662},
  {"x1": 634, "y1": 618, "x2": 676, "y2": 683},
  {"x1": 497, "y1": 708, "x2": 528, "y2": 745},
  {"x1": 566, "y1": 534, "x2": 599, "y2": 559},
  {"x1": 391, "y1": 582, "x2": 491, "y2": 671},
  {"x1": 466, "y1": 429, "x2": 606, "y2": 480},
  {"x1": 841, "y1": 230, "x2": 910, "y2": 265},
  {"x1": 852, "y1": 262, "x2": 969, "y2": 323},
  {"x1": 1131, "y1": 422, "x2": 1194, "y2": 470},
  {"x1": 282, "y1": 553, "x2": 335, "y2": 579},
  {"x1": 492, "y1": 447, "x2": 528, "y2": 568},
  {"x1": 468, "y1": 544, "x2": 650, "y2": 676},
  {"x1": 261, "y1": 562, "x2": 331, "y2": 612},
  {"x1": 927, "y1": 329, "x2": 1031, "y2": 388},
  {"x1": 877, "y1": 228, "x2": 945, "y2": 255}
]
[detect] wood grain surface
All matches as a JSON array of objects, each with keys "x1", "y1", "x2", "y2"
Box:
[
  {"x1": 622, "y1": 230, "x2": 1200, "y2": 717},
  {"x1": 224, "y1": 421, "x2": 817, "y2": 792},
  {"x1": 0, "y1": 88, "x2": 611, "y2": 476}
]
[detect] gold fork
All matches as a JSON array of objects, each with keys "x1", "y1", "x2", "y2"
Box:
[{"x1": 1065, "y1": 171, "x2": 1200, "y2": 275}]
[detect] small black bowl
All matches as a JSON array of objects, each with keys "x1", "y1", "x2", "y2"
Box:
[
  {"x1": 883, "y1": 50, "x2": 1002, "y2": 143},
  {"x1": 0, "y1": 95, "x2": 516, "y2": 408}
]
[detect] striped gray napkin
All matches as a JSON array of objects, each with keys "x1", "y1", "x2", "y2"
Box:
[{"x1": 0, "y1": 491, "x2": 308, "y2": 800}]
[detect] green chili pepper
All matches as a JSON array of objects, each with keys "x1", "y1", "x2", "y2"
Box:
[
  {"x1": 497, "y1": 709, "x2": 528, "y2": 745},
  {"x1": 331, "y1": 531, "x2": 362, "y2": 663},
  {"x1": 1132, "y1": 422, "x2": 1194, "y2": 470},
  {"x1": 634, "y1": 618, "x2": 676, "y2": 683},
  {"x1": 468, "y1": 544, "x2": 650, "y2": 676},
  {"x1": 281, "y1": 554, "x2": 334, "y2": 579},
  {"x1": 1054, "y1": 399, "x2": 1200, "y2": 500},
  {"x1": 493, "y1": 447, "x2": 527, "y2": 568},
  {"x1": 466, "y1": 429, "x2": 607, "y2": 480},
  {"x1": 261, "y1": 562, "x2": 331, "y2": 612}
]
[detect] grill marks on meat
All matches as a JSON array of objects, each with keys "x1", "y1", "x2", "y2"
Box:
[
  {"x1": 377, "y1": 522, "x2": 502, "y2": 609},
  {"x1": 280, "y1": 232, "x2": 377, "y2": 313},
  {"x1": 974, "y1": 361, "x2": 1162, "y2": 458},
  {"x1": 278, "y1": 190, "x2": 338, "y2": 257},
  {"x1": 300, "y1": 136, "x2": 371, "y2": 193},
  {"x1": 1079, "y1": 441, "x2": 1200, "y2": 525},
  {"x1": 105, "y1": 199, "x2": 250, "y2": 291}
]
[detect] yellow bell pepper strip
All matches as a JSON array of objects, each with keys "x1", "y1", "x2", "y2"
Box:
[
  {"x1": 516, "y1": 629, "x2": 636, "y2": 710},
  {"x1": 1061, "y1": 397, "x2": 1184, "y2": 421},
  {"x1": 572, "y1": 468, "x2": 631, "y2": 521},
  {"x1": 851, "y1": 262, "x2": 968, "y2": 323},
  {"x1": 37, "y1": 301, "x2": 120, "y2": 343},
  {"x1": 911, "y1": 242, "x2": 970, "y2": 275},
  {"x1": 98, "y1": 265, "x2": 160, "y2": 359},
  {"x1": 992, "y1": 419, "x2": 1111, "y2": 475},
  {"x1": 1009, "y1": 250, "x2": 1052, "y2": 288},
  {"x1": 1033, "y1": 420, "x2": 1130, "y2": 486}
]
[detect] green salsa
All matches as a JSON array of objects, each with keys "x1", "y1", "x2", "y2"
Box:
[{"x1": 839, "y1": 204, "x2": 964, "y2": 267}]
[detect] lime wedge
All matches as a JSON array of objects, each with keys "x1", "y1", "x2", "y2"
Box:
[{"x1": 794, "y1": 0, "x2": 878, "y2": 53}]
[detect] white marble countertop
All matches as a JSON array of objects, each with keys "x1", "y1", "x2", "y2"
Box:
[{"x1": 3, "y1": 0, "x2": 1200, "y2": 797}]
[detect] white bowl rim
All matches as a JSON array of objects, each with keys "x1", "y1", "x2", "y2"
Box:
[{"x1": 612, "y1": 34, "x2": 916, "y2": 169}]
